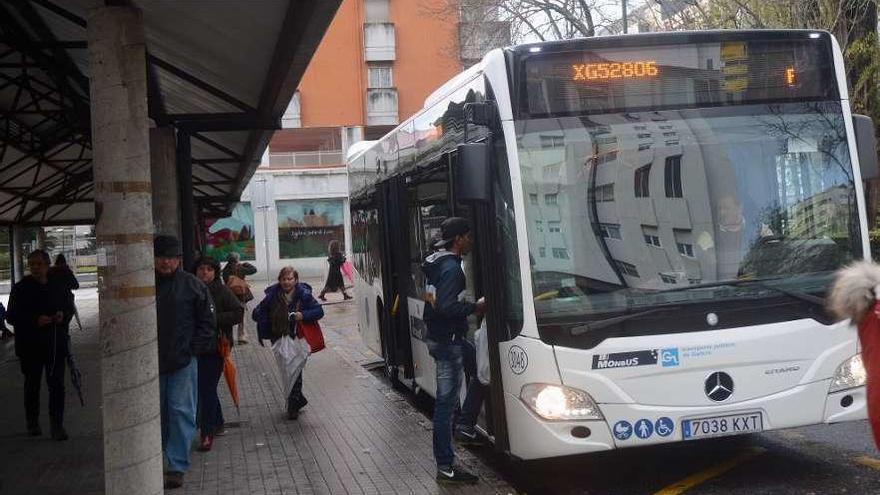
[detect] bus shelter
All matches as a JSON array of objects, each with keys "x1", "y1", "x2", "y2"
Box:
[{"x1": 0, "y1": 1, "x2": 340, "y2": 492}]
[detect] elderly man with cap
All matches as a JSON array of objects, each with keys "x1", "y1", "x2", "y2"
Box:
[
  {"x1": 154, "y1": 235, "x2": 217, "y2": 489},
  {"x1": 421, "y1": 217, "x2": 486, "y2": 484}
]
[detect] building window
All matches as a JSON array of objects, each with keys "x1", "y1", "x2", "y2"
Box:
[
  {"x1": 659, "y1": 273, "x2": 678, "y2": 284},
  {"x1": 540, "y1": 135, "x2": 565, "y2": 148},
  {"x1": 615, "y1": 260, "x2": 640, "y2": 277},
  {"x1": 634, "y1": 164, "x2": 651, "y2": 198},
  {"x1": 637, "y1": 133, "x2": 652, "y2": 139},
  {"x1": 368, "y1": 64, "x2": 393, "y2": 88},
  {"x1": 595, "y1": 183, "x2": 615, "y2": 202},
  {"x1": 688, "y1": 278, "x2": 702, "y2": 285},
  {"x1": 529, "y1": 193, "x2": 539, "y2": 205},
  {"x1": 596, "y1": 136, "x2": 617, "y2": 145},
  {"x1": 677, "y1": 242, "x2": 695, "y2": 258},
  {"x1": 365, "y1": 0, "x2": 390, "y2": 22},
  {"x1": 539, "y1": 247, "x2": 546, "y2": 257},
  {"x1": 535, "y1": 220, "x2": 544, "y2": 233},
  {"x1": 665, "y1": 155, "x2": 683, "y2": 198},
  {"x1": 665, "y1": 139, "x2": 680, "y2": 146},
  {"x1": 599, "y1": 223, "x2": 621, "y2": 240},
  {"x1": 552, "y1": 248, "x2": 570, "y2": 259},
  {"x1": 543, "y1": 163, "x2": 562, "y2": 181},
  {"x1": 548, "y1": 221, "x2": 561, "y2": 233},
  {"x1": 545, "y1": 193, "x2": 558, "y2": 205},
  {"x1": 644, "y1": 234, "x2": 661, "y2": 247},
  {"x1": 638, "y1": 143, "x2": 652, "y2": 151}
]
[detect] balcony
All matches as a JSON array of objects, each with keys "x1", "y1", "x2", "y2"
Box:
[
  {"x1": 366, "y1": 88, "x2": 398, "y2": 125},
  {"x1": 266, "y1": 150, "x2": 344, "y2": 169},
  {"x1": 364, "y1": 22, "x2": 395, "y2": 61}
]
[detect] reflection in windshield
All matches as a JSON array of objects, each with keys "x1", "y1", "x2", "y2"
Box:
[{"x1": 517, "y1": 101, "x2": 859, "y2": 320}]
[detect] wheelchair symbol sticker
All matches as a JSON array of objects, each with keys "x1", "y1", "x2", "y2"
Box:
[{"x1": 655, "y1": 417, "x2": 674, "y2": 437}]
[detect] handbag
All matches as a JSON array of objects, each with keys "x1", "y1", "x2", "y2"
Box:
[
  {"x1": 226, "y1": 275, "x2": 250, "y2": 298},
  {"x1": 295, "y1": 301, "x2": 325, "y2": 353}
]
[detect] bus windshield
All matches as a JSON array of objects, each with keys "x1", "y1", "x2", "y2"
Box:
[{"x1": 516, "y1": 100, "x2": 860, "y2": 327}]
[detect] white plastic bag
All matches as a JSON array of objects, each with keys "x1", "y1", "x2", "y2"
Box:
[
  {"x1": 475, "y1": 320, "x2": 491, "y2": 385},
  {"x1": 273, "y1": 335, "x2": 311, "y2": 400}
]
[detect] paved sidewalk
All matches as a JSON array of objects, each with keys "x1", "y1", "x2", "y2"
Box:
[{"x1": 0, "y1": 284, "x2": 515, "y2": 495}]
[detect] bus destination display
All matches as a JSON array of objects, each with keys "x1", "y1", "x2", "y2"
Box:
[{"x1": 523, "y1": 38, "x2": 837, "y2": 117}]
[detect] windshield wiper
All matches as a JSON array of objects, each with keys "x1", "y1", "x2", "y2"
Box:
[
  {"x1": 569, "y1": 306, "x2": 682, "y2": 335},
  {"x1": 663, "y1": 277, "x2": 825, "y2": 308}
]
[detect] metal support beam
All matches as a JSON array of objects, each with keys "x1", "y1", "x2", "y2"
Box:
[{"x1": 177, "y1": 129, "x2": 195, "y2": 269}]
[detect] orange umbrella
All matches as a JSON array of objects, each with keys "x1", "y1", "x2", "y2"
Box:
[{"x1": 218, "y1": 336, "x2": 240, "y2": 412}]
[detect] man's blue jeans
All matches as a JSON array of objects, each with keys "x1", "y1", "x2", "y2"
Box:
[
  {"x1": 160, "y1": 358, "x2": 198, "y2": 473},
  {"x1": 426, "y1": 339, "x2": 465, "y2": 470}
]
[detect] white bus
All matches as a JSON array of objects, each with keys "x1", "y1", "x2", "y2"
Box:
[{"x1": 346, "y1": 30, "x2": 879, "y2": 460}]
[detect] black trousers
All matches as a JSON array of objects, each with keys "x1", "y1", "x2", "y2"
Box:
[
  {"x1": 198, "y1": 353, "x2": 224, "y2": 435},
  {"x1": 287, "y1": 373, "x2": 306, "y2": 412},
  {"x1": 20, "y1": 350, "x2": 66, "y2": 427}
]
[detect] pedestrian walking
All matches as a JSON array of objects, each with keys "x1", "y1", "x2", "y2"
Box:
[
  {"x1": 253, "y1": 266, "x2": 324, "y2": 419},
  {"x1": 829, "y1": 261, "x2": 880, "y2": 449},
  {"x1": 154, "y1": 235, "x2": 217, "y2": 489},
  {"x1": 6, "y1": 250, "x2": 75, "y2": 441},
  {"x1": 50, "y1": 253, "x2": 80, "y2": 292},
  {"x1": 222, "y1": 252, "x2": 257, "y2": 344},
  {"x1": 193, "y1": 255, "x2": 243, "y2": 452},
  {"x1": 318, "y1": 240, "x2": 351, "y2": 301},
  {"x1": 422, "y1": 217, "x2": 486, "y2": 484}
]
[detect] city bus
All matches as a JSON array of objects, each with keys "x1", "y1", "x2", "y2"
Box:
[{"x1": 346, "y1": 30, "x2": 879, "y2": 460}]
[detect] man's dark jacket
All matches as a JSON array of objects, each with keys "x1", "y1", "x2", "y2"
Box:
[
  {"x1": 422, "y1": 250, "x2": 475, "y2": 344},
  {"x1": 6, "y1": 276, "x2": 74, "y2": 358},
  {"x1": 156, "y1": 268, "x2": 217, "y2": 374}
]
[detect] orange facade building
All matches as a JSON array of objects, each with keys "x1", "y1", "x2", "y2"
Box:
[{"x1": 236, "y1": 0, "x2": 507, "y2": 278}]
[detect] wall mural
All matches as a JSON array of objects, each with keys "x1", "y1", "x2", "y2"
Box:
[
  {"x1": 277, "y1": 199, "x2": 345, "y2": 258},
  {"x1": 205, "y1": 202, "x2": 256, "y2": 261}
]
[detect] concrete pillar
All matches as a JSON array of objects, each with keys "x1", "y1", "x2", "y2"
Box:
[
  {"x1": 88, "y1": 7, "x2": 162, "y2": 495},
  {"x1": 150, "y1": 127, "x2": 180, "y2": 238},
  {"x1": 341, "y1": 125, "x2": 364, "y2": 157},
  {"x1": 11, "y1": 225, "x2": 23, "y2": 282},
  {"x1": 176, "y1": 131, "x2": 195, "y2": 270}
]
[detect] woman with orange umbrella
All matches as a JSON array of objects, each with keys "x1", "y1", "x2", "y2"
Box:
[{"x1": 193, "y1": 256, "x2": 243, "y2": 452}]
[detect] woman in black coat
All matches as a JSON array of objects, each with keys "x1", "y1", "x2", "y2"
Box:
[
  {"x1": 193, "y1": 255, "x2": 244, "y2": 451},
  {"x1": 318, "y1": 240, "x2": 351, "y2": 301}
]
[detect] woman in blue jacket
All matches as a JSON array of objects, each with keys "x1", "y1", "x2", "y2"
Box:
[{"x1": 253, "y1": 266, "x2": 323, "y2": 419}]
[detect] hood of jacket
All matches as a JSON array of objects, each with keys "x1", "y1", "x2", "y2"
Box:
[{"x1": 421, "y1": 250, "x2": 460, "y2": 283}]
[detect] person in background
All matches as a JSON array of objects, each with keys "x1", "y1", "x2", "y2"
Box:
[
  {"x1": 318, "y1": 240, "x2": 351, "y2": 301},
  {"x1": 192, "y1": 255, "x2": 243, "y2": 452},
  {"x1": 154, "y1": 235, "x2": 216, "y2": 490},
  {"x1": 6, "y1": 250, "x2": 75, "y2": 441},
  {"x1": 222, "y1": 252, "x2": 257, "y2": 344},
  {"x1": 50, "y1": 254, "x2": 79, "y2": 292},
  {"x1": 421, "y1": 217, "x2": 486, "y2": 484},
  {"x1": 253, "y1": 266, "x2": 323, "y2": 419},
  {"x1": 0, "y1": 302, "x2": 12, "y2": 340}
]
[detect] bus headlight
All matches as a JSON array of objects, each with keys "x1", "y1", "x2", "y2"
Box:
[
  {"x1": 830, "y1": 354, "x2": 866, "y2": 393},
  {"x1": 520, "y1": 383, "x2": 603, "y2": 421}
]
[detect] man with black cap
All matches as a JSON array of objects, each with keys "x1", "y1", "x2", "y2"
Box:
[
  {"x1": 422, "y1": 217, "x2": 486, "y2": 484},
  {"x1": 153, "y1": 235, "x2": 217, "y2": 489}
]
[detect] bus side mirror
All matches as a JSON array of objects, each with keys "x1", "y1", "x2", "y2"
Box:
[
  {"x1": 853, "y1": 114, "x2": 878, "y2": 180},
  {"x1": 455, "y1": 143, "x2": 491, "y2": 203}
]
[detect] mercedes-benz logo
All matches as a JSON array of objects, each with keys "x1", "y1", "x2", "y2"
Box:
[{"x1": 704, "y1": 371, "x2": 734, "y2": 402}]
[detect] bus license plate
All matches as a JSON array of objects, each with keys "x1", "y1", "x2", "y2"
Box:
[{"x1": 682, "y1": 412, "x2": 763, "y2": 440}]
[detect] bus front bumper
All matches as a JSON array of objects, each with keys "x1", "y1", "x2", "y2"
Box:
[{"x1": 504, "y1": 380, "x2": 866, "y2": 460}]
